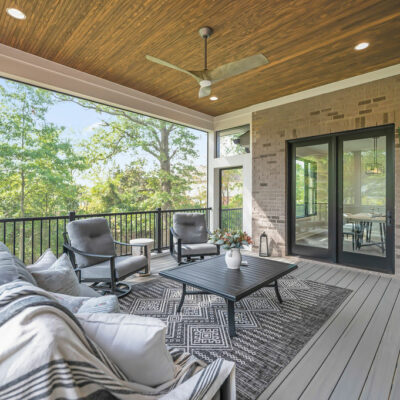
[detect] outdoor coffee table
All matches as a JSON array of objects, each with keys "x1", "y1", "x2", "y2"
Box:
[{"x1": 159, "y1": 255, "x2": 297, "y2": 337}]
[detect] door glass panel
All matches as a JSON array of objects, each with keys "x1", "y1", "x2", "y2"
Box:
[
  {"x1": 295, "y1": 143, "x2": 329, "y2": 248},
  {"x1": 220, "y1": 168, "x2": 243, "y2": 231},
  {"x1": 342, "y1": 136, "x2": 386, "y2": 257}
]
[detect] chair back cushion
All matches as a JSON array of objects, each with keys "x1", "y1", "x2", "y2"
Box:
[
  {"x1": 173, "y1": 213, "x2": 208, "y2": 244},
  {"x1": 66, "y1": 218, "x2": 115, "y2": 268}
]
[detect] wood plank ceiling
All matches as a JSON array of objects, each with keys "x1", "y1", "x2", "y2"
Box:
[{"x1": 1, "y1": 0, "x2": 400, "y2": 116}]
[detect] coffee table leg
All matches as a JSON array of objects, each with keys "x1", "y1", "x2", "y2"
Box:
[
  {"x1": 274, "y1": 280, "x2": 283, "y2": 304},
  {"x1": 227, "y1": 300, "x2": 236, "y2": 337},
  {"x1": 177, "y1": 284, "x2": 186, "y2": 313}
]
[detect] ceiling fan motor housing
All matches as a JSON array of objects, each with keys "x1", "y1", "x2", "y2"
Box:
[{"x1": 199, "y1": 26, "x2": 213, "y2": 38}]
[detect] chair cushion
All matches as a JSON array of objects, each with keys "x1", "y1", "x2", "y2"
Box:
[
  {"x1": 66, "y1": 218, "x2": 115, "y2": 268},
  {"x1": 176, "y1": 243, "x2": 218, "y2": 256},
  {"x1": 173, "y1": 213, "x2": 208, "y2": 244},
  {"x1": 80, "y1": 255, "x2": 147, "y2": 280},
  {"x1": 77, "y1": 313, "x2": 175, "y2": 387},
  {"x1": 32, "y1": 253, "x2": 80, "y2": 296}
]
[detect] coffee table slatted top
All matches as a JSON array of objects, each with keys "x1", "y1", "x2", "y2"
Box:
[{"x1": 159, "y1": 255, "x2": 297, "y2": 301}]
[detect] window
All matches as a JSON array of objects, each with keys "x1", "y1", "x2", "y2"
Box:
[
  {"x1": 216, "y1": 124, "x2": 250, "y2": 158},
  {"x1": 296, "y1": 158, "x2": 317, "y2": 218}
]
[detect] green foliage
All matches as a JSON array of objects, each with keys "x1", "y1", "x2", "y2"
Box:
[
  {"x1": 0, "y1": 82, "x2": 86, "y2": 217},
  {"x1": 209, "y1": 229, "x2": 253, "y2": 249}
]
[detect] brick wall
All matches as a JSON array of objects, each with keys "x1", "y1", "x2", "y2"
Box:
[{"x1": 252, "y1": 75, "x2": 400, "y2": 272}]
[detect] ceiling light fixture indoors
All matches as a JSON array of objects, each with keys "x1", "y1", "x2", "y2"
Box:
[
  {"x1": 6, "y1": 8, "x2": 26, "y2": 19},
  {"x1": 354, "y1": 42, "x2": 369, "y2": 51},
  {"x1": 210, "y1": 96, "x2": 218, "y2": 101}
]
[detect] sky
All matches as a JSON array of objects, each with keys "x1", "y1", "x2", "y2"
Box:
[{"x1": 0, "y1": 77, "x2": 208, "y2": 184}]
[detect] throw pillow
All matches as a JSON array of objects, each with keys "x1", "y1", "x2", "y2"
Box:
[
  {"x1": 77, "y1": 295, "x2": 120, "y2": 314},
  {"x1": 77, "y1": 313, "x2": 175, "y2": 387},
  {"x1": 26, "y1": 249, "x2": 57, "y2": 272},
  {"x1": 78, "y1": 283, "x2": 101, "y2": 298},
  {"x1": 32, "y1": 253, "x2": 80, "y2": 296}
]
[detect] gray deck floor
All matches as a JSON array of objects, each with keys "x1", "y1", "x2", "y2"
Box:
[{"x1": 130, "y1": 252, "x2": 400, "y2": 400}]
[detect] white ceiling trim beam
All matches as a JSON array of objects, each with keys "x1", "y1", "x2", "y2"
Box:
[
  {"x1": 214, "y1": 63, "x2": 400, "y2": 127},
  {"x1": 0, "y1": 43, "x2": 214, "y2": 131}
]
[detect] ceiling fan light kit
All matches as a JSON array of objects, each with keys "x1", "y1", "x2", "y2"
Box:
[{"x1": 146, "y1": 26, "x2": 269, "y2": 99}]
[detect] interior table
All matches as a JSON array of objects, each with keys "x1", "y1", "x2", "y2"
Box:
[{"x1": 160, "y1": 255, "x2": 297, "y2": 337}]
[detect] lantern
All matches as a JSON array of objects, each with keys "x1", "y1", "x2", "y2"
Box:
[{"x1": 259, "y1": 231, "x2": 269, "y2": 257}]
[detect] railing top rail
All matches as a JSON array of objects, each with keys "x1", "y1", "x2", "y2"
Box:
[
  {"x1": 0, "y1": 207, "x2": 211, "y2": 223},
  {"x1": 221, "y1": 207, "x2": 242, "y2": 211}
]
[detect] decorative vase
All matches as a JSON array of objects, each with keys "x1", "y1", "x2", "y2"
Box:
[{"x1": 225, "y1": 248, "x2": 242, "y2": 269}]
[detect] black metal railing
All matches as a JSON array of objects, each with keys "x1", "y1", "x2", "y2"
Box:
[
  {"x1": 220, "y1": 208, "x2": 243, "y2": 231},
  {"x1": 0, "y1": 207, "x2": 211, "y2": 264}
]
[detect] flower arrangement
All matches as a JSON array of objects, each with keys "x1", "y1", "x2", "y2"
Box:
[{"x1": 209, "y1": 229, "x2": 253, "y2": 250}]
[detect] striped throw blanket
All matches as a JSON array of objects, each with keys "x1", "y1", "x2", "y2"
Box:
[{"x1": 0, "y1": 281, "x2": 235, "y2": 400}]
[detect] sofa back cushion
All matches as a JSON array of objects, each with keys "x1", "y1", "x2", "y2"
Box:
[
  {"x1": 0, "y1": 251, "x2": 18, "y2": 285},
  {"x1": 66, "y1": 218, "x2": 115, "y2": 268},
  {"x1": 0, "y1": 241, "x2": 37, "y2": 285},
  {"x1": 173, "y1": 213, "x2": 208, "y2": 244}
]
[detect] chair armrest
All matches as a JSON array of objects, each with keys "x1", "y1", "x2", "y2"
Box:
[
  {"x1": 114, "y1": 240, "x2": 146, "y2": 248},
  {"x1": 63, "y1": 243, "x2": 115, "y2": 259}
]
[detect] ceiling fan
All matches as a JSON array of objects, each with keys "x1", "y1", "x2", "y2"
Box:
[{"x1": 146, "y1": 27, "x2": 269, "y2": 99}]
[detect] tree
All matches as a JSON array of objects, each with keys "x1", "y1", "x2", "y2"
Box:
[
  {"x1": 59, "y1": 96, "x2": 202, "y2": 209},
  {"x1": 0, "y1": 81, "x2": 86, "y2": 219}
]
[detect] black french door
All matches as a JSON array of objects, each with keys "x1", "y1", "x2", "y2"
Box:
[{"x1": 288, "y1": 124, "x2": 395, "y2": 273}]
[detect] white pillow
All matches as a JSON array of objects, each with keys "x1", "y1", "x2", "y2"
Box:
[
  {"x1": 27, "y1": 249, "x2": 57, "y2": 272},
  {"x1": 32, "y1": 253, "x2": 80, "y2": 296},
  {"x1": 77, "y1": 313, "x2": 175, "y2": 387}
]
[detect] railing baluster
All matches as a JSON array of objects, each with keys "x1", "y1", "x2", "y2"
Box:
[
  {"x1": 31, "y1": 220, "x2": 34, "y2": 264},
  {"x1": 22, "y1": 221, "x2": 25, "y2": 263},
  {"x1": 13, "y1": 221, "x2": 16, "y2": 255},
  {"x1": 40, "y1": 220, "x2": 43, "y2": 255},
  {"x1": 56, "y1": 219, "x2": 59, "y2": 257},
  {"x1": 48, "y1": 220, "x2": 51, "y2": 249}
]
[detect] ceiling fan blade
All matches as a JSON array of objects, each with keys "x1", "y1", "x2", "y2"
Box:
[
  {"x1": 208, "y1": 54, "x2": 269, "y2": 82},
  {"x1": 146, "y1": 55, "x2": 201, "y2": 82},
  {"x1": 198, "y1": 85, "x2": 211, "y2": 98}
]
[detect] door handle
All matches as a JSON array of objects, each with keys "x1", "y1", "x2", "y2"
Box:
[{"x1": 386, "y1": 211, "x2": 393, "y2": 227}]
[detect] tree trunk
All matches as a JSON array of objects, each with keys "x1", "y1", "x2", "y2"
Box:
[{"x1": 159, "y1": 124, "x2": 172, "y2": 209}]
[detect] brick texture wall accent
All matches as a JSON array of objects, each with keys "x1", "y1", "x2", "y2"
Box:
[{"x1": 252, "y1": 75, "x2": 400, "y2": 272}]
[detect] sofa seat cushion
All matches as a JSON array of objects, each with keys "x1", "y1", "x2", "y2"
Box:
[
  {"x1": 175, "y1": 243, "x2": 218, "y2": 256},
  {"x1": 80, "y1": 255, "x2": 147, "y2": 280},
  {"x1": 77, "y1": 313, "x2": 175, "y2": 387},
  {"x1": 32, "y1": 253, "x2": 80, "y2": 296}
]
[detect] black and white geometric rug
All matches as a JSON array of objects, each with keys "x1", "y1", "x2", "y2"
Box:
[{"x1": 119, "y1": 276, "x2": 351, "y2": 400}]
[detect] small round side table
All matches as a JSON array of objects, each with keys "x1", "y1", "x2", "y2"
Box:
[{"x1": 129, "y1": 238, "x2": 154, "y2": 276}]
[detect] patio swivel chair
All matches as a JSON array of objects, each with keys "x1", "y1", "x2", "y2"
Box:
[
  {"x1": 170, "y1": 213, "x2": 220, "y2": 264},
  {"x1": 63, "y1": 217, "x2": 149, "y2": 297}
]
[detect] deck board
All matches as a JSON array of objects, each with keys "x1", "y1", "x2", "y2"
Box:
[{"x1": 136, "y1": 253, "x2": 399, "y2": 400}]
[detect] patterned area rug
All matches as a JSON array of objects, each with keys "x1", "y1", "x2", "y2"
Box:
[{"x1": 119, "y1": 276, "x2": 351, "y2": 400}]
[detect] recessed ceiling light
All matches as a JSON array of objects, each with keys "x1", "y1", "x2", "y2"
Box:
[
  {"x1": 6, "y1": 8, "x2": 26, "y2": 20},
  {"x1": 210, "y1": 96, "x2": 218, "y2": 101},
  {"x1": 354, "y1": 42, "x2": 369, "y2": 51}
]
